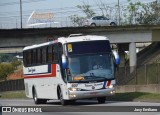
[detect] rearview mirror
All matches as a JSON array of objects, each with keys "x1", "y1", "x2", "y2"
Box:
[
  {"x1": 113, "y1": 51, "x2": 120, "y2": 65},
  {"x1": 62, "y1": 54, "x2": 68, "y2": 69}
]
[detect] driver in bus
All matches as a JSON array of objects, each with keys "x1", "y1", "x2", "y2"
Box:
[{"x1": 93, "y1": 61, "x2": 104, "y2": 70}]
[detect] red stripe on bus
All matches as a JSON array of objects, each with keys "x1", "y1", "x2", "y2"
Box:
[
  {"x1": 51, "y1": 64, "x2": 56, "y2": 76},
  {"x1": 106, "y1": 80, "x2": 111, "y2": 86},
  {"x1": 24, "y1": 64, "x2": 56, "y2": 79}
]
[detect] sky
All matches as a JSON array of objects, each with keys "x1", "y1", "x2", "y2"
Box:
[{"x1": 0, "y1": 0, "x2": 156, "y2": 29}]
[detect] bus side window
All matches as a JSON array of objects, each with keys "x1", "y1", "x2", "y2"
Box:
[
  {"x1": 23, "y1": 51, "x2": 27, "y2": 67},
  {"x1": 42, "y1": 47, "x2": 47, "y2": 64},
  {"x1": 47, "y1": 45, "x2": 53, "y2": 63},
  {"x1": 37, "y1": 48, "x2": 42, "y2": 64},
  {"x1": 58, "y1": 43, "x2": 63, "y2": 60},
  {"x1": 26, "y1": 50, "x2": 32, "y2": 66},
  {"x1": 32, "y1": 49, "x2": 37, "y2": 65},
  {"x1": 52, "y1": 45, "x2": 58, "y2": 63}
]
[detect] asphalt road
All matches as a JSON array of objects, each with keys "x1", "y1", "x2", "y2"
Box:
[{"x1": 0, "y1": 99, "x2": 160, "y2": 115}]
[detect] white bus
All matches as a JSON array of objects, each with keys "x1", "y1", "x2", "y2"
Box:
[{"x1": 23, "y1": 34, "x2": 117, "y2": 105}]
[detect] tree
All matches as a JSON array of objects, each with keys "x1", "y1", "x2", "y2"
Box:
[
  {"x1": 95, "y1": 0, "x2": 114, "y2": 19},
  {"x1": 136, "y1": 1, "x2": 160, "y2": 24},
  {"x1": 77, "y1": 3, "x2": 95, "y2": 18},
  {"x1": 69, "y1": 0, "x2": 160, "y2": 26},
  {"x1": 69, "y1": 15, "x2": 85, "y2": 26},
  {"x1": 95, "y1": 0, "x2": 120, "y2": 24},
  {"x1": 0, "y1": 54, "x2": 13, "y2": 62},
  {"x1": 11, "y1": 57, "x2": 22, "y2": 69},
  {"x1": 69, "y1": 2, "x2": 95, "y2": 26},
  {"x1": 123, "y1": 0, "x2": 160, "y2": 25},
  {"x1": 126, "y1": 0, "x2": 144, "y2": 24},
  {"x1": 0, "y1": 63, "x2": 14, "y2": 81}
]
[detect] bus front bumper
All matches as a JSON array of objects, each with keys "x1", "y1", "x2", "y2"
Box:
[{"x1": 68, "y1": 88, "x2": 115, "y2": 100}]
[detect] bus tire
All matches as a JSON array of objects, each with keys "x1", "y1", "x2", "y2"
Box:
[
  {"x1": 97, "y1": 97, "x2": 106, "y2": 104},
  {"x1": 40, "y1": 99, "x2": 47, "y2": 104},
  {"x1": 68, "y1": 100, "x2": 76, "y2": 104},
  {"x1": 58, "y1": 88, "x2": 67, "y2": 106},
  {"x1": 33, "y1": 88, "x2": 47, "y2": 104}
]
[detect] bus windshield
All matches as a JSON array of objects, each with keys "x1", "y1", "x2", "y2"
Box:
[{"x1": 67, "y1": 53, "x2": 114, "y2": 83}]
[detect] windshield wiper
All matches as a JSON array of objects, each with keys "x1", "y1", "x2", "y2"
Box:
[
  {"x1": 88, "y1": 76, "x2": 114, "y2": 82},
  {"x1": 85, "y1": 76, "x2": 106, "y2": 79},
  {"x1": 68, "y1": 80, "x2": 90, "y2": 83},
  {"x1": 68, "y1": 76, "x2": 114, "y2": 83}
]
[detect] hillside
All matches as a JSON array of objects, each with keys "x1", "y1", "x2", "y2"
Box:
[{"x1": 137, "y1": 42, "x2": 160, "y2": 65}]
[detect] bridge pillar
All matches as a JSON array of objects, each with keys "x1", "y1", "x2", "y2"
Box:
[
  {"x1": 118, "y1": 49, "x2": 125, "y2": 67},
  {"x1": 129, "y1": 42, "x2": 137, "y2": 72},
  {"x1": 118, "y1": 44, "x2": 128, "y2": 67}
]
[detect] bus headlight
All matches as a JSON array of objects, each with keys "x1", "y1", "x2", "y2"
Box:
[
  {"x1": 68, "y1": 87, "x2": 81, "y2": 91},
  {"x1": 106, "y1": 84, "x2": 114, "y2": 89}
]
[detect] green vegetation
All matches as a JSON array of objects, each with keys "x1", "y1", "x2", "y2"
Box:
[
  {"x1": 0, "y1": 54, "x2": 13, "y2": 62},
  {"x1": 11, "y1": 57, "x2": 22, "y2": 69},
  {"x1": 107, "y1": 92, "x2": 160, "y2": 102},
  {"x1": 69, "y1": 0, "x2": 160, "y2": 25},
  {"x1": 0, "y1": 63, "x2": 14, "y2": 81},
  {"x1": 0, "y1": 91, "x2": 27, "y2": 98},
  {"x1": 0, "y1": 54, "x2": 22, "y2": 81},
  {"x1": 69, "y1": 3, "x2": 95, "y2": 26}
]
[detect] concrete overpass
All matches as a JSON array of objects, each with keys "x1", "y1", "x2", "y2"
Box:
[
  {"x1": 0, "y1": 47, "x2": 23, "y2": 53},
  {"x1": 0, "y1": 25, "x2": 160, "y2": 67}
]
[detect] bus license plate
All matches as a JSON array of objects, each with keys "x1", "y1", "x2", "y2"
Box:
[{"x1": 90, "y1": 92, "x2": 97, "y2": 95}]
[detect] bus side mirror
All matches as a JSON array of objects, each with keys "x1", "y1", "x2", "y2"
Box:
[
  {"x1": 62, "y1": 54, "x2": 68, "y2": 69},
  {"x1": 113, "y1": 51, "x2": 120, "y2": 66}
]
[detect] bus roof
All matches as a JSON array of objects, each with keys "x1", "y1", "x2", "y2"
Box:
[
  {"x1": 58, "y1": 35, "x2": 109, "y2": 44},
  {"x1": 23, "y1": 35, "x2": 109, "y2": 51}
]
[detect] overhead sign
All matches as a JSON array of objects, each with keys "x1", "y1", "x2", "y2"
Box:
[
  {"x1": 32, "y1": 12, "x2": 54, "y2": 19},
  {"x1": 27, "y1": 11, "x2": 59, "y2": 27}
]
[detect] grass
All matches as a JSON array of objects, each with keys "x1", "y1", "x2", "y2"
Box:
[
  {"x1": 106, "y1": 92, "x2": 160, "y2": 102},
  {"x1": 0, "y1": 91, "x2": 160, "y2": 102},
  {"x1": 0, "y1": 90, "x2": 27, "y2": 99}
]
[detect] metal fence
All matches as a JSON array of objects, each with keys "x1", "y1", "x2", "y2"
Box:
[
  {"x1": 0, "y1": 79, "x2": 24, "y2": 92},
  {"x1": 116, "y1": 63, "x2": 160, "y2": 85}
]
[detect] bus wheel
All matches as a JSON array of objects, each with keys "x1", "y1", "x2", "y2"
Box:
[
  {"x1": 40, "y1": 99, "x2": 47, "y2": 104},
  {"x1": 58, "y1": 89, "x2": 67, "y2": 106},
  {"x1": 33, "y1": 89, "x2": 47, "y2": 104},
  {"x1": 68, "y1": 100, "x2": 76, "y2": 105},
  {"x1": 33, "y1": 89, "x2": 40, "y2": 104},
  {"x1": 97, "y1": 97, "x2": 106, "y2": 104}
]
